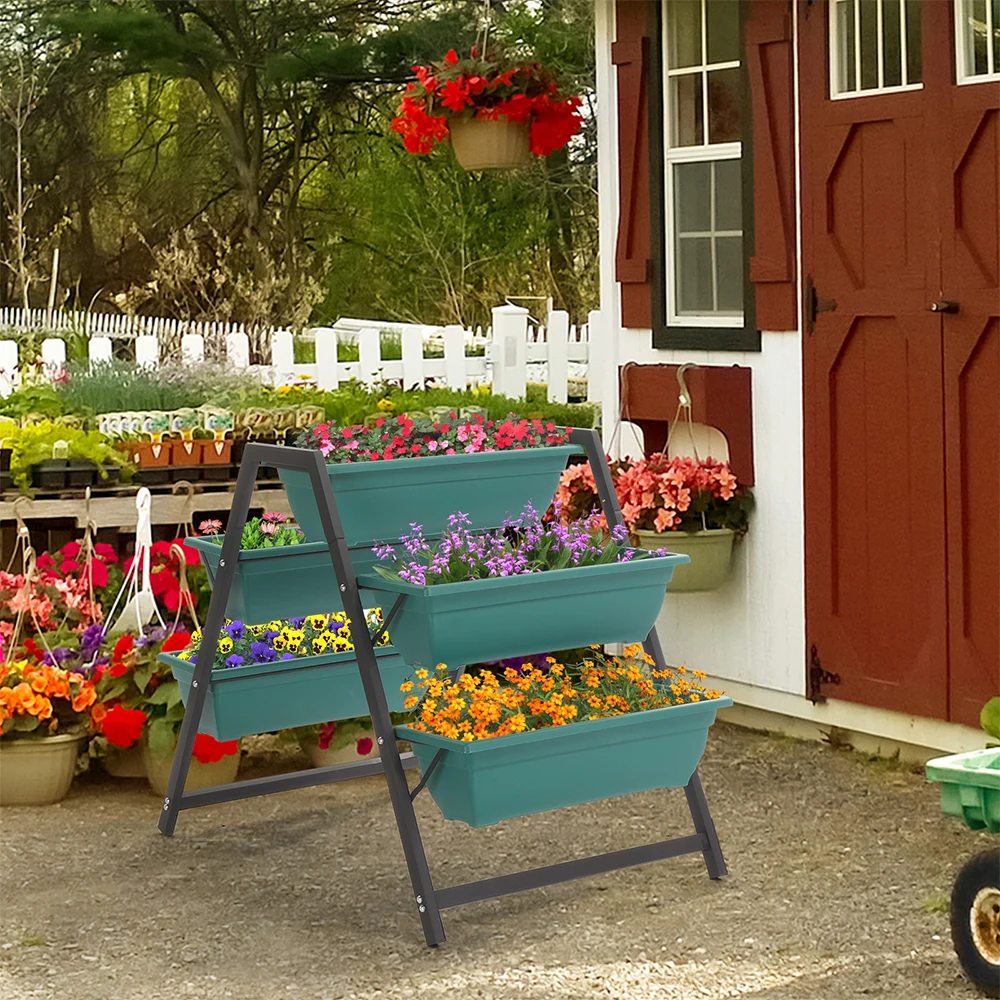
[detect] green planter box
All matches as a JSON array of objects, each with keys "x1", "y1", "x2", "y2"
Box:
[
  {"x1": 278, "y1": 444, "x2": 577, "y2": 545},
  {"x1": 160, "y1": 648, "x2": 412, "y2": 742},
  {"x1": 357, "y1": 552, "x2": 689, "y2": 668},
  {"x1": 188, "y1": 535, "x2": 380, "y2": 623},
  {"x1": 397, "y1": 696, "x2": 732, "y2": 827},
  {"x1": 926, "y1": 747, "x2": 1000, "y2": 833}
]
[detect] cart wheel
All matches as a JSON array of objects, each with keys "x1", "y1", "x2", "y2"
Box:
[{"x1": 951, "y1": 850, "x2": 1000, "y2": 998}]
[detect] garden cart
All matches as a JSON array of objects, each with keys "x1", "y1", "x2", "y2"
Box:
[{"x1": 926, "y1": 748, "x2": 1000, "y2": 997}]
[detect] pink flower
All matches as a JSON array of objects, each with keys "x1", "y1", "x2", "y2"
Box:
[{"x1": 356, "y1": 736, "x2": 374, "y2": 756}]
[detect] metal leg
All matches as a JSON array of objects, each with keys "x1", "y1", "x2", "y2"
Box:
[
  {"x1": 684, "y1": 769, "x2": 727, "y2": 879},
  {"x1": 158, "y1": 456, "x2": 260, "y2": 836},
  {"x1": 305, "y1": 452, "x2": 446, "y2": 947}
]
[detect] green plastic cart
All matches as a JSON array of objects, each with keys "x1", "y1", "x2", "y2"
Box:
[{"x1": 926, "y1": 748, "x2": 1000, "y2": 997}]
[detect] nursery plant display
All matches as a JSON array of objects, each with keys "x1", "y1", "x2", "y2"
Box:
[
  {"x1": 359, "y1": 505, "x2": 687, "y2": 667},
  {"x1": 285, "y1": 413, "x2": 576, "y2": 543},
  {"x1": 0, "y1": 657, "x2": 99, "y2": 805},
  {"x1": 555, "y1": 454, "x2": 754, "y2": 592},
  {"x1": 395, "y1": 646, "x2": 729, "y2": 826}
]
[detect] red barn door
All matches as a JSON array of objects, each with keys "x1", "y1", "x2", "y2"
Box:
[{"x1": 799, "y1": 0, "x2": 998, "y2": 725}]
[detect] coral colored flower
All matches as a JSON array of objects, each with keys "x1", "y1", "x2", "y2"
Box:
[
  {"x1": 192, "y1": 733, "x2": 239, "y2": 764},
  {"x1": 101, "y1": 704, "x2": 147, "y2": 748}
]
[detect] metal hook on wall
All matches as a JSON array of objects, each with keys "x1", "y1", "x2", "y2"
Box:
[{"x1": 171, "y1": 479, "x2": 196, "y2": 537}]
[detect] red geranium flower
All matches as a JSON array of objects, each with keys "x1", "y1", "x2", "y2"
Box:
[
  {"x1": 101, "y1": 705, "x2": 147, "y2": 748},
  {"x1": 161, "y1": 631, "x2": 191, "y2": 653},
  {"x1": 192, "y1": 733, "x2": 239, "y2": 764},
  {"x1": 356, "y1": 736, "x2": 374, "y2": 756}
]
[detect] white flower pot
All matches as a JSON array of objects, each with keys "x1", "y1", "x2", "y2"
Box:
[
  {"x1": 143, "y1": 738, "x2": 241, "y2": 797},
  {"x1": 0, "y1": 733, "x2": 87, "y2": 806},
  {"x1": 635, "y1": 528, "x2": 737, "y2": 593},
  {"x1": 299, "y1": 729, "x2": 380, "y2": 768},
  {"x1": 449, "y1": 118, "x2": 531, "y2": 170}
]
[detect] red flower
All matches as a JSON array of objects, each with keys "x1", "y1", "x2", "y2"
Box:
[
  {"x1": 113, "y1": 634, "x2": 134, "y2": 659},
  {"x1": 102, "y1": 705, "x2": 147, "y2": 748},
  {"x1": 192, "y1": 733, "x2": 239, "y2": 765},
  {"x1": 444, "y1": 48, "x2": 458, "y2": 64},
  {"x1": 60, "y1": 540, "x2": 80, "y2": 559},
  {"x1": 94, "y1": 543, "x2": 118, "y2": 563},
  {"x1": 317, "y1": 721, "x2": 337, "y2": 751},
  {"x1": 109, "y1": 662, "x2": 130, "y2": 679},
  {"x1": 60, "y1": 559, "x2": 81, "y2": 575},
  {"x1": 161, "y1": 631, "x2": 191, "y2": 653},
  {"x1": 356, "y1": 736, "x2": 374, "y2": 756},
  {"x1": 83, "y1": 558, "x2": 109, "y2": 589},
  {"x1": 36, "y1": 553, "x2": 55, "y2": 571}
]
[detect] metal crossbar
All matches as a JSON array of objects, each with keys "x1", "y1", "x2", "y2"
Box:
[{"x1": 156, "y1": 429, "x2": 727, "y2": 947}]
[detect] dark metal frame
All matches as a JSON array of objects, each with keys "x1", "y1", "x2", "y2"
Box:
[{"x1": 157, "y1": 429, "x2": 727, "y2": 946}]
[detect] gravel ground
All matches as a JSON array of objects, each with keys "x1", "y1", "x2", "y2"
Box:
[{"x1": 1, "y1": 723, "x2": 993, "y2": 1000}]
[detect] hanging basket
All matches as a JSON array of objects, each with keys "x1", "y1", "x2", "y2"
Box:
[
  {"x1": 279, "y1": 444, "x2": 577, "y2": 546},
  {"x1": 357, "y1": 552, "x2": 689, "y2": 668},
  {"x1": 188, "y1": 536, "x2": 381, "y2": 622},
  {"x1": 635, "y1": 528, "x2": 736, "y2": 593},
  {"x1": 449, "y1": 118, "x2": 531, "y2": 170},
  {"x1": 160, "y1": 647, "x2": 412, "y2": 741},
  {"x1": 397, "y1": 696, "x2": 732, "y2": 827}
]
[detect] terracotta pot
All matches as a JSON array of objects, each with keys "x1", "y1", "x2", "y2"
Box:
[
  {"x1": 170, "y1": 439, "x2": 204, "y2": 466},
  {"x1": 0, "y1": 733, "x2": 86, "y2": 806},
  {"x1": 200, "y1": 439, "x2": 232, "y2": 465},
  {"x1": 132, "y1": 441, "x2": 172, "y2": 468},
  {"x1": 101, "y1": 743, "x2": 146, "y2": 778},
  {"x1": 449, "y1": 118, "x2": 531, "y2": 170},
  {"x1": 299, "y1": 730, "x2": 379, "y2": 768},
  {"x1": 143, "y1": 738, "x2": 241, "y2": 797},
  {"x1": 634, "y1": 528, "x2": 737, "y2": 593}
]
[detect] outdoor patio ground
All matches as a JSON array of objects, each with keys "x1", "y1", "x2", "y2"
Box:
[{"x1": 1, "y1": 722, "x2": 991, "y2": 1000}]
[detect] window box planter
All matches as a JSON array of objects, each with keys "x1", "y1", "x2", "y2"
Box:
[
  {"x1": 33, "y1": 459, "x2": 68, "y2": 490},
  {"x1": 449, "y1": 118, "x2": 531, "y2": 170},
  {"x1": 66, "y1": 459, "x2": 98, "y2": 488},
  {"x1": 397, "y1": 696, "x2": 732, "y2": 827},
  {"x1": 187, "y1": 535, "x2": 381, "y2": 622},
  {"x1": 279, "y1": 444, "x2": 577, "y2": 545},
  {"x1": 160, "y1": 646, "x2": 412, "y2": 741},
  {"x1": 0, "y1": 733, "x2": 87, "y2": 806},
  {"x1": 635, "y1": 528, "x2": 736, "y2": 593},
  {"x1": 357, "y1": 552, "x2": 689, "y2": 668}
]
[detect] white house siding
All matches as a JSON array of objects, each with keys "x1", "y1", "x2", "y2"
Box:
[{"x1": 594, "y1": 0, "x2": 806, "y2": 698}]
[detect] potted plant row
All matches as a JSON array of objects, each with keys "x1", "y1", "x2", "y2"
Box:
[
  {"x1": 394, "y1": 647, "x2": 731, "y2": 827},
  {"x1": 556, "y1": 454, "x2": 754, "y2": 593}
]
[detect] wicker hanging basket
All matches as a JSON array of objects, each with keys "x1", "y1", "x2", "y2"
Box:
[{"x1": 449, "y1": 118, "x2": 531, "y2": 170}]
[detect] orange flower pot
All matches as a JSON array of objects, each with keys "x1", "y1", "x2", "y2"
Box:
[
  {"x1": 201, "y1": 439, "x2": 232, "y2": 465},
  {"x1": 170, "y1": 439, "x2": 204, "y2": 466}
]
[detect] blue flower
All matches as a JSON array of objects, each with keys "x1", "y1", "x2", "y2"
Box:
[
  {"x1": 280, "y1": 652, "x2": 295, "y2": 660},
  {"x1": 225, "y1": 621, "x2": 245, "y2": 641},
  {"x1": 250, "y1": 641, "x2": 276, "y2": 663},
  {"x1": 225, "y1": 654, "x2": 245, "y2": 669},
  {"x1": 289, "y1": 617, "x2": 306, "y2": 628}
]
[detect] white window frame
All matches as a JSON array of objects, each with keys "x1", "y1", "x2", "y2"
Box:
[
  {"x1": 829, "y1": 0, "x2": 923, "y2": 100},
  {"x1": 662, "y1": 0, "x2": 744, "y2": 330},
  {"x1": 955, "y1": 0, "x2": 1000, "y2": 84}
]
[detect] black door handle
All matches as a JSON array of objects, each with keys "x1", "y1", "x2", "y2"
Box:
[{"x1": 929, "y1": 299, "x2": 960, "y2": 314}]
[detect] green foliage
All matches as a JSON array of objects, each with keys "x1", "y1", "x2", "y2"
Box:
[
  {"x1": 2, "y1": 419, "x2": 129, "y2": 491},
  {"x1": 920, "y1": 890, "x2": 950, "y2": 914},
  {"x1": 981, "y1": 697, "x2": 1000, "y2": 742},
  {"x1": 0, "y1": 383, "x2": 64, "y2": 421}
]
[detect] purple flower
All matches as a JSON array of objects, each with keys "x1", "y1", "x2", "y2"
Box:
[
  {"x1": 225, "y1": 621, "x2": 245, "y2": 641},
  {"x1": 289, "y1": 617, "x2": 306, "y2": 628},
  {"x1": 250, "y1": 641, "x2": 276, "y2": 663},
  {"x1": 225, "y1": 654, "x2": 245, "y2": 669}
]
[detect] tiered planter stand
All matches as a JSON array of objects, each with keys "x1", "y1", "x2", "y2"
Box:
[{"x1": 156, "y1": 430, "x2": 730, "y2": 947}]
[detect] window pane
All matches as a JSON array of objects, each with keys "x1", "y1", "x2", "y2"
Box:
[
  {"x1": 971, "y1": 0, "x2": 989, "y2": 75},
  {"x1": 676, "y1": 237, "x2": 714, "y2": 314},
  {"x1": 714, "y1": 159, "x2": 742, "y2": 231},
  {"x1": 675, "y1": 162, "x2": 712, "y2": 232},
  {"x1": 671, "y1": 73, "x2": 704, "y2": 146},
  {"x1": 716, "y1": 237, "x2": 744, "y2": 313},
  {"x1": 706, "y1": 0, "x2": 739, "y2": 64},
  {"x1": 905, "y1": 0, "x2": 921, "y2": 83},
  {"x1": 707, "y1": 67, "x2": 741, "y2": 143},
  {"x1": 836, "y1": 0, "x2": 857, "y2": 92},
  {"x1": 994, "y1": 0, "x2": 1000, "y2": 74},
  {"x1": 668, "y1": 0, "x2": 703, "y2": 69},
  {"x1": 860, "y1": 0, "x2": 879, "y2": 90},
  {"x1": 882, "y1": 0, "x2": 903, "y2": 88}
]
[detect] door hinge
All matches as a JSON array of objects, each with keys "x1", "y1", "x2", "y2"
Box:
[
  {"x1": 807, "y1": 644, "x2": 841, "y2": 704},
  {"x1": 804, "y1": 275, "x2": 837, "y2": 334}
]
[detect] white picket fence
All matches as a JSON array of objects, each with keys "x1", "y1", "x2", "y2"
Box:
[{"x1": 0, "y1": 305, "x2": 590, "y2": 402}]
